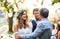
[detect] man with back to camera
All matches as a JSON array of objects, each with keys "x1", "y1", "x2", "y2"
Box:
[{"x1": 15, "y1": 8, "x2": 53, "y2": 39}]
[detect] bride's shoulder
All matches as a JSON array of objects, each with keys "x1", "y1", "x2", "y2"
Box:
[{"x1": 14, "y1": 23, "x2": 18, "y2": 28}]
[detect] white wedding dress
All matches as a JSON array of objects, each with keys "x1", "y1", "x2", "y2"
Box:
[
  {"x1": 18, "y1": 27, "x2": 31, "y2": 35},
  {"x1": 18, "y1": 22, "x2": 32, "y2": 35}
]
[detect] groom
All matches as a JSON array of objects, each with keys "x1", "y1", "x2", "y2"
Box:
[{"x1": 16, "y1": 8, "x2": 53, "y2": 39}]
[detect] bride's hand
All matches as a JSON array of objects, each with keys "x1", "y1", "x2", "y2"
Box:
[{"x1": 15, "y1": 34, "x2": 22, "y2": 39}]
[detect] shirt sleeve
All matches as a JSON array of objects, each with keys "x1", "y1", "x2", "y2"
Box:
[{"x1": 20, "y1": 23, "x2": 48, "y2": 39}]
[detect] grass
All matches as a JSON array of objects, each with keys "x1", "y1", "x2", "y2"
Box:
[
  {"x1": 0, "y1": 23, "x2": 4, "y2": 27},
  {"x1": 0, "y1": 22, "x2": 7, "y2": 27},
  {"x1": 8, "y1": 31, "x2": 14, "y2": 35}
]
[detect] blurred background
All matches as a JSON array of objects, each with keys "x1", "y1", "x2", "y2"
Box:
[{"x1": 0, "y1": 0, "x2": 60, "y2": 39}]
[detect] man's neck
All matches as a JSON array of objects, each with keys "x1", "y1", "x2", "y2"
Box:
[{"x1": 40, "y1": 18, "x2": 47, "y2": 21}]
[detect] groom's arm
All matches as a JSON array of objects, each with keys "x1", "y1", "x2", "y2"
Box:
[{"x1": 20, "y1": 23, "x2": 48, "y2": 39}]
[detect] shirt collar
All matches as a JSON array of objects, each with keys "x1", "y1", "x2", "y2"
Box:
[{"x1": 41, "y1": 18, "x2": 48, "y2": 21}]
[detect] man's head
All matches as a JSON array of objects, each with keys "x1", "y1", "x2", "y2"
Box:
[
  {"x1": 33, "y1": 8, "x2": 39, "y2": 20},
  {"x1": 39, "y1": 8, "x2": 49, "y2": 20}
]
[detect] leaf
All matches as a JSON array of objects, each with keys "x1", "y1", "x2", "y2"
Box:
[
  {"x1": 52, "y1": 0, "x2": 60, "y2": 4},
  {"x1": 4, "y1": 0, "x2": 8, "y2": 8},
  {"x1": 14, "y1": 0, "x2": 19, "y2": 9}
]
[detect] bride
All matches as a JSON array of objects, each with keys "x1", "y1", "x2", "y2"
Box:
[{"x1": 14, "y1": 10, "x2": 32, "y2": 39}]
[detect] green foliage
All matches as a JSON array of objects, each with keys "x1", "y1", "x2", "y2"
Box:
[
  {"x1": 52, "y1": 0, "x2": 60, "y2": 4},
  {"x1": 2, "y1": 0, "x2": 14, "y2": 13},
  {"x1": 9, "y1": 4, "x2": 14, "y2": 12},
  {"x1": 0, "y1": 0, "x2": 3, "y2": 2},
  {"x1": 14, "y1": 0, "x2": 19, "y2": 9},
  {"x1": 4, "y1": 0, "x2": 8, "y2": 8},
  {"x1": 0, "y1": 0, "x2": 20, "y2": 13}
]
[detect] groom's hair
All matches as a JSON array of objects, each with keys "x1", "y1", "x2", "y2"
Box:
[{"x1": 40, "y1": 8, "x2": 49, "y2": 18}]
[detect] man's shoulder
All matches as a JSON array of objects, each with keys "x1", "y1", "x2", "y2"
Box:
[
  {"x1": 31, "y1": 20, "x2": 36, "y2": 24},
  {"x1": 37, "y1": 21, "x2": 44, "y2": 27},
  {"x1": 37, "y1": 20, "x2": 51, "y2": 27},
  {"x1": 37, "y1": 21, "x2": 44, "y2": 24},
  {"x1": 31, "y1": 20, "x2": 36, "y2": 22}
]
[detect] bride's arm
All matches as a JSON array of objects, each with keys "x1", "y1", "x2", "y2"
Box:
[
  {"x1": 14, "y1": 24, "x2": 20, "y2": 39},
  {"x1": 28, "y1": 22, "x2": 33, "y2": 33}
]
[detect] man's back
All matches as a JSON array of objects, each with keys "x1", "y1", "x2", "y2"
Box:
[{"x1": 37, "y1": 18, "x2": 52, "y2": 39}]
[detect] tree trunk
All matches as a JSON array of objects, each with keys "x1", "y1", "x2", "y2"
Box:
[
  {"x1": 8, "y1": 16, "x2": 13, "y2": 33},
  {"x1": 8, "y1": 12, "x2": 15, "y2": 34}
]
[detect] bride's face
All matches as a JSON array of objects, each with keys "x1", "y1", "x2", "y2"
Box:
[{"x1": 21, "y1": 12, "x2": 27, "y2": 20}]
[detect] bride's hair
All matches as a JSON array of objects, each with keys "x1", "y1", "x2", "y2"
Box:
[
  {"x1": 17, "y1": 10, "x2": 28, "y2": 29},
  {"x1": 57, "y1": 22, "x2": 60, "y2": 31}
]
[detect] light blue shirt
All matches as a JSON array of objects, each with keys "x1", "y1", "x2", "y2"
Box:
[{"x1": 20, "y1": 18, "x2": 53, "y2": 39}]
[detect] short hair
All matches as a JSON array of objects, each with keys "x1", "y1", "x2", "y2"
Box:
[
  {"x1": 33, "y1": 8, "x2": 39, "y2": 14},
  {"x1": 40, "y1": 8, "x2": 49, "y2": 18}
]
